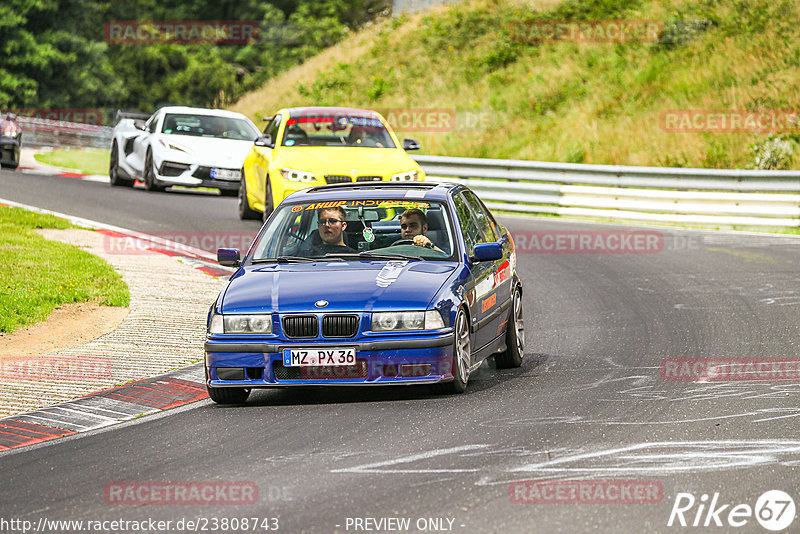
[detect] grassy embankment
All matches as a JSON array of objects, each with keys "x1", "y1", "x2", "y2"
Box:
[
  {"x1": 0, "y1": 206, "x2": 129, "y2": 333},
  {"x1": 231, "y1": 0, "x2": 800, "y2": 170},
  {"x1": 34, "y1": 148, "x2": 110, "y2": 176}
]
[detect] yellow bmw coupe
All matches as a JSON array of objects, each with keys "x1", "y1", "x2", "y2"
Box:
[{"x1": 238, "y1": 107, "x2": 425, "y2": 221}]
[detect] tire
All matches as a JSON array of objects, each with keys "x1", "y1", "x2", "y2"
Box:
[
  {"x1": 143, "y1": 148, "x2": 165, "y2": 192},
  {"x1": 445, "y1": 307, "x2": 471, "y2": 394},
  {"x1": 219, "y1": 189, "x2": 237, "y2": 197},
  {"x1": 238, "y1": 171, "x2": 260, "y2": 220},
  {"x1": 262, "y1": 179, "x2": 274, "y2": 223},
  {"x1": 205, "y1": 368, "x2": 251, "y2": 405},
  {"x1": 495, "y1": 286, "x2": 525, "y2": 368},
  {"x1": 109, "y1": 141, "x2": 133, "y2": 187},
  {"x1": 207, "y1": 384, "x2": 251, "y2": 404}
]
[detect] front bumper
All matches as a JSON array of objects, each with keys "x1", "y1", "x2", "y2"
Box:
[
  {"x1": 156, "y1": 161, "x2": 241, "y2": 191},
  {"x1": 0, "y1": 136, "x2": 20, "y2": 165},
  {"x1": 205, "y1": 333, "x2": 455, "y2": 387}
]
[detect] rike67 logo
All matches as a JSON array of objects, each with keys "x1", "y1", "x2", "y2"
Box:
[{"x1": 668, "y1": 490, "x2": 796, "y2": 531}]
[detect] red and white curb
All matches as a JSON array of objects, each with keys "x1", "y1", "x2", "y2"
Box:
[
  {"x1": 0, "y1": 199, "x2": 238, "y2": 453},
  {"x1": 0, "y1": 365, "x2": 207, "y2": 452}
]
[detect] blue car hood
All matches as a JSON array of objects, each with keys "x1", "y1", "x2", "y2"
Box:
[{"x1": 220, "y1": 261, "x2": 456, "y2": 314}]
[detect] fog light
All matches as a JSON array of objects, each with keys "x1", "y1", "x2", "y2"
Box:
[{"x1": 217, "y1": 367, "x2": 245, "y2": 380}]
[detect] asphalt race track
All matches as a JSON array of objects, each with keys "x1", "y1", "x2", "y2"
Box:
[{"x1": 2, "y1": 168, "x2": 800, "y2": 533}]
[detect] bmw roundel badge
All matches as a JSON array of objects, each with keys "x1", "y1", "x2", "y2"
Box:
[{"x1": 315, "y1": 300, "x2": 329, "y2": 308}]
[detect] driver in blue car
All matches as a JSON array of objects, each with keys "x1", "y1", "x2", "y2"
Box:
[{"x1": 400, "y1": 209, "x2": 442, "y2": 251}]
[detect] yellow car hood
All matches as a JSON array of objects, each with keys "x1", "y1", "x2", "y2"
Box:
[{"x1": 274, "y1": 147, "x2": 420, "y2": 176}]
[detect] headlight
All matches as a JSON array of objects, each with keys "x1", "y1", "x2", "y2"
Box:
[
  {"x1": 371, "y1": 310, "x2": 445, "y2": 331},
  {"x1": 279, "y1": 168, "x2": 317, "y2": 183},
  {"x1": 159, "y1": 139, "x2": 188, "y2": 153},
  {"x1": 209, "y1": 313, "x2": 272, "y2": 334},
  {"x1": 390, "y1": 170, "x2": 420, "y2": 181}
]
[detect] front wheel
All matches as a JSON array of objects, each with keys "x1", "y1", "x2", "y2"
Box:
[
  {"x1": 445, "y1": 308, "x2": 471, "y2": 394},
  {"x1": 143, "y1": 148, "x2": 165, "y2": 192},
  {"x1": 205, "y1": 367, "x2": 251, "y2": 404},
  {"x1": 207, "y1": 385, "x2": 251, "y2": 405},
  {"x1": 238, "y1": 171, "x2": 260, "y2": 220},
  {"x1": 495, "y1": 286, "x2": 525, "y2": 368},
  {"x1": 262, "y1": 179, "x2": 274, "y2": 223}
]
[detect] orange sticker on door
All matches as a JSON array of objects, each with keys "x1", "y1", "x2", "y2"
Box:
[{"x1": 481, "y1": 293, "x2": 497, "y2": 312}]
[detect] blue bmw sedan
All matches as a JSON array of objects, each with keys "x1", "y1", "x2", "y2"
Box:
[{"x1": 205, "y1": 182, "x2": 524, "y2": 403}]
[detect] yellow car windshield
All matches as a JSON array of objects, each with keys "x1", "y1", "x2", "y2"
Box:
[{"x1": 281, "y1": 115, "x2": 396, "y2": 149}]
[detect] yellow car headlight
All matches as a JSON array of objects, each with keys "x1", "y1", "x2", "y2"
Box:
[
  {"x1": 279, "y1": 168, "x2": 317, "y2": 183},
  {"x1": 390, "y1": 170, "x2": 421, "y2": 181}
]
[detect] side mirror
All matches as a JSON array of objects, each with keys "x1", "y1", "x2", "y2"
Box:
[
  {"x1": 472, "y1": 242, "x2": 502, "y2": 262},
  {"x1": 403, "y1": 138, "x2": 420, "y2": 151},
  {"x1": 133, "y1": 119, "x2": 147, "y2": 131},
  {"x1": 217, "y1": 248, "x2": 241, "y2": 267},
  {"x1": 254, "y1": 133, "x2": 274, "y2": 148}
]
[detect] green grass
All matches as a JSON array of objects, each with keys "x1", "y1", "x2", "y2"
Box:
[
  {"x1": 34, "y1": 148, "x2": 110, "y2": 176},
  {"x1": 0, "y1": 206, "x2": 129, "y2": 333},
  {"x1": 232, "y1": 0, "x2": 800, "y2": 170}
]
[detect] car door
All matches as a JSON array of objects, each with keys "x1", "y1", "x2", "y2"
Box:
[
  {"x1": 453, "y1": 192, "x2": 497, "y2": 353},
  {"x1": 462, "y1": 190, "x2": 513, "y2": 342}
]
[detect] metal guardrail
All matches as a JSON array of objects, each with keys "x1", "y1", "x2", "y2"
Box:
[
  {"x1": 17, "y1": 116, "x2": 112, "y2": 149},
  {"x1": 413, "y1": 154, "x2": 800, "y2": 227},
  {"x1": 12, "y1": 117, "x2": 800, "y2": 227}
]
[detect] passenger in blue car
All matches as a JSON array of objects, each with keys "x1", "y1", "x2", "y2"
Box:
[{"x1": 303, "y1": 206, "x2": 357, "y2": 256}]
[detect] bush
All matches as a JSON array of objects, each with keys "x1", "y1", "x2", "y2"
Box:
[{"x1": 748, "y1": 135, "x2": 795, "y2": 170}]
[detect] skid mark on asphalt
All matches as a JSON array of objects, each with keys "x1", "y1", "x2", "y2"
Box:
[
  {"x1": 506, "y1": 440, "x2": 800, "y2": 476},
  {"x1": 328, "y1": 441, "x2": 800, "y2": 484},
  {"x1": 0, "y1": 365, "x2": 207, "y2": 453},
  {"x1": 331, "y1": 445, "x2": 491, "y2": 474}
]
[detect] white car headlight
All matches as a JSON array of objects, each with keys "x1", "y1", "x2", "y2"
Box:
[
  {"x1": 371, "y1": 310, "x2": 445, "y2": 331},
  {"x1": 158, "y1": 139, "x2": 189, "y2": 153},
  {"x1": 279, "y1": 168, "x2": 317, "y2": 183},
  {"x1": 390, "y1": 170, "x2": 420, "y2": 181},
  {"x1": 209, "y1": 313, "x2": 273, "y2": 334}
]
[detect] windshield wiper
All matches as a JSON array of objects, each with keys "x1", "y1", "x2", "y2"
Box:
[
  {"x1": 325, "y1": 252, "x2": 423, "y2": 261},
  {"x1": 251, "y1": 256, "x2": 319, "y2": 264}
]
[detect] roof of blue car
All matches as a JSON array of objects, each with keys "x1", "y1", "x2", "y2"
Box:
[{"x1": 287, "y1": 182, "x2": 458, "y2": 202}]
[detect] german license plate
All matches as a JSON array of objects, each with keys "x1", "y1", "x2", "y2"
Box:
[
  {"x1": 210, "y1": 168, "x2": 240, "y2": 180},
  {"x1": 283, "y1": 348, "x2": 356, "y2": 367}
]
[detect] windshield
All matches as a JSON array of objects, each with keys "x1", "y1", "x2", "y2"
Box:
[
  {"x1": 281, "y1": 113, "x2": 396, "y2": 148},
  {"x1": 0, "y1": 119, "x2": 19, "y2": 137},
  {"x1": 250, "y1": 198, "x2": 455, "y2": 261},
  {"x1": 161, "y1": 113, "x2": 258, "y2": 140}
]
